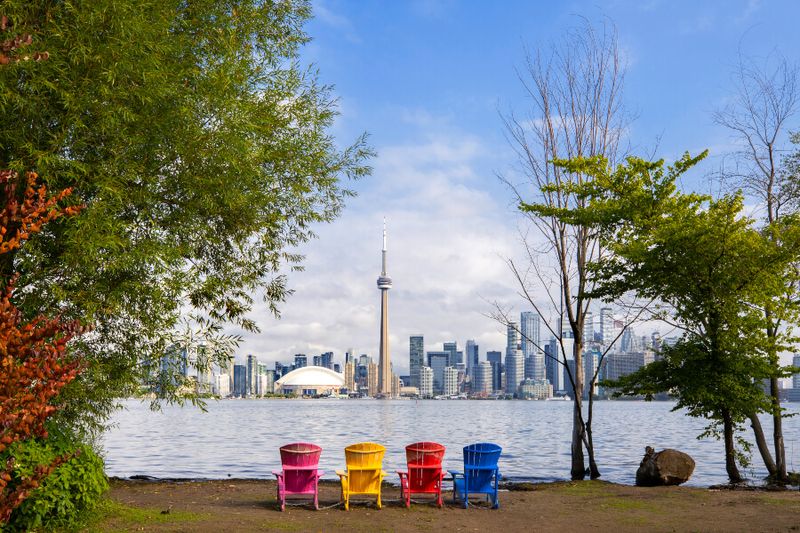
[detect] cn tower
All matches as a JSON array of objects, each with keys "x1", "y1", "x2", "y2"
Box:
[{"x1": 377, "y1": 219, "x2": 393, "y2": 396}]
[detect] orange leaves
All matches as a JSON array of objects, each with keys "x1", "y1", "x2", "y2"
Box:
[
  {"x1": 0, "y1": 171, "x2": 84, "y2": 256},
  {"x1": 0, "y1": 168, "x2": 83, "y2": 523}
]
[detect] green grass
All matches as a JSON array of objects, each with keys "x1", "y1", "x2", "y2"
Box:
[{"x1": 77, "y1": 498, "x2": 209, "y2": 532}]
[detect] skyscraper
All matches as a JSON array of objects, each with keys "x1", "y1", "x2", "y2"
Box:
[
  {"x1": 793, "y1": 354, "x2": 800, "y2": 390},
  {"x1": 246, "y1": 354, "x2": 258, "y2": 397},
  {"x1": 465, "y1": 339, "x2": 479, "y2": 377},
  {"x1": 427, "y1": 351, "x2": 450, "y2": 395},
  {"x1": 443, "y1": 342, "x2": 459, "y2": 365},
  {"x1": 377, "y1": 220, "x2": 393, "y2": 396},
  {"x1": 505, "y1": 348, "x2": 524, "y2": 396},
  {"x1": 474, "y1": 361, "x2": 493, "y2": 396},
  {"x1": 520, "y1": 312, "x2": 544, "y2": 381},
  {"x1": 409, "y1": 335, "x2": 424, "y2": 388},
  {"x1": 506, "y1": 321, "x2": 520, "y2": 356},
  {"x1": 583, "y1": 310, "x2": 594, "y2": 343},
  {"x1": 486, "y1": 351, "x2": 502, "y2": 391},
  {"x1": 419, "y1": 366, "x2": 434, "y2": 397},
  {"x1": 600, "y1": 307, "x2": 614, "y2": 346}
]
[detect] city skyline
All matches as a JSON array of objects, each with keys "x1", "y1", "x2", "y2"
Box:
[{"x1": 221, "y1": 1, "x2": 800, "y2": 371}]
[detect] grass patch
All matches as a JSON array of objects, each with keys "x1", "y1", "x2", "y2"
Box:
[
  {"x1": 547, "y1": 480, "x2": 616, "y2": 496},
  {"x1": 79, "y1": 498, "x2": 209, "y2": 532},
  {"x1": 601, "y1": 497, "x2": 659, "y2": 512}
]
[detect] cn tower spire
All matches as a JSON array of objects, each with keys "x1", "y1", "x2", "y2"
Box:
[{"x1": 377, "y1": 218, "x2": 393, "y2": 397}]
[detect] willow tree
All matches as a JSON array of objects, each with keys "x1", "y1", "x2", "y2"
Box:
[
  {"x1": 0, "y1": 1, "x2": 372, "y2": 437},
  {"x1": 500, "y1": 20, "x2": 626, "y2": 480}
]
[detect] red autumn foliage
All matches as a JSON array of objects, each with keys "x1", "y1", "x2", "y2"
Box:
[
  {"x1": 0, "y1": 14, "x2": 48, "y2": 65},
  {"x1": 0, "y1": 170, "x2": 84, "y2": 523}
]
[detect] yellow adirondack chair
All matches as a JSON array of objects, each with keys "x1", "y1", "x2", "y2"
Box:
[{"x1": 335, "y1": 442, "x2": 387, "y2": 510}]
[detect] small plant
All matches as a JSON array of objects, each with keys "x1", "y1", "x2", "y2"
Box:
[{"x1": 4, "y1": 437, "x2": 107, "y2": 531}]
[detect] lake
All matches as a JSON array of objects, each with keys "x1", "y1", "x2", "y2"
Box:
[{"x1": 101, "y1": 398, "x2": 800, "y2": 487}]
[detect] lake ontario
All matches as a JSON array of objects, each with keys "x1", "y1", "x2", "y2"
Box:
[{"x1": 102, "y1": 399, "x2": 800, "y2": 487}]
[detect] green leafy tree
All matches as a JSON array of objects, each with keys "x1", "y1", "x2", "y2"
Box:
[
  {"x1": 575, "y1": 152, "x2": 800, "y2": 482},
  {"x1": 0, "y1": 1, "x2": 372, "y2": 437}
]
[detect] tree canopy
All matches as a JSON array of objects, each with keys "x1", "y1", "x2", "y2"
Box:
[{"x1": 0, "y1": 0, "x2": 372, "y2": 435}]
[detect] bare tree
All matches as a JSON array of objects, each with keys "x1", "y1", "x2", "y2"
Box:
[
  {"x1": 498, "y1": 20, "x2": 627, "y2": 480},
  {"x1": 713, "y1": 54, "x2": 799, "y2": 483}
]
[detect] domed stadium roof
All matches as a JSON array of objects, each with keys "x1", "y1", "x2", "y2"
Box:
[{"x1": 275, "y1": 366, "x2": 344, "y2": 387}]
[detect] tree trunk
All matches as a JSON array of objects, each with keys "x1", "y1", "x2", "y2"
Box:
[
  {"x1": 571, "y1": 398, "x2": 586, "y2": 480},
  {"x1": 770, "y1": 376, "x2": 788, "y2": 482},
  {"x1": 586, "y1": 395, "x2": 601, "y2": 479},
  {"x1": 748, "y1": 411, "x2": 777, "y2": 478},
  {"x1": 570, "y1": 342, "x2": 586, "y2": 480},
  {"x1": 722, "y1": 409, "x2": 743, "y2": 483}
]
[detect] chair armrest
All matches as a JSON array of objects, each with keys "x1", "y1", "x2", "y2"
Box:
[
  {"x1": 316, "y1": 470, "x2": 325, "y2": 478},
  {"x1": 335, "y1": 469, "x2": 348, "y2": 478},
  {"x1": 272, "y1": 470, "x2": 283, "y2": 479},
  {"x1": 447, "y1": 470, "x2": 463, "y2": 478},
  {"x1": 380, "y1": 470, "x2": 388, "y2": 477},
  {"x1": 396, "y1": 470, "x2": 408, "y2": 478}
]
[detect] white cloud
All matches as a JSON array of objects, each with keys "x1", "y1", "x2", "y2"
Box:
[
  {"x1": 312, "y1": 1, "x2": 361, "y2": 44},
  {"x1": 230, "y1": 126, "x2": 524, "y2": 374}
]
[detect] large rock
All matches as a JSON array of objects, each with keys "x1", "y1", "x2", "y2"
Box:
[{"x1": 636, "y1": 446, "x2": 695, "y2": 486}]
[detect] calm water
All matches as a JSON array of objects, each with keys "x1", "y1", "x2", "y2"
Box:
[{"x1": 101, "y1": 399, "x2": 800, "y2": 487}]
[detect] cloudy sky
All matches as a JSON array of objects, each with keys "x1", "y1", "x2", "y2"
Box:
[{"x1": 232, "y1": 0, "x2": 800, "y2": 373}]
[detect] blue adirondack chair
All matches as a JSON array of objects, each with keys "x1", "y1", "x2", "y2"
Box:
[{"x1": 448, "y1": 442, "x2": 502, "y2": 509}]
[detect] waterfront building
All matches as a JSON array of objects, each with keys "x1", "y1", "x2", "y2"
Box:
[
  {"x1": 442, "y1": 341, "x2": 463, "y2": 367},
  {"x1": 246, "y1": 354, "x2": 258, "y2": 397},
  {"x1": 603, "y1": 350, "x2": 655, "y2": 383},
  {"x1": 367, "y1": 362, "x2": 379, "y2": 397},
  {"x1": 474, "y1": 361, "x2": 493, "y2": 397},
  {"x1": 419, "y1": 366, "x2": 434, "y2": 398},
  {"x1": 583, "y1": 311, "x2": 594, "y2": 344},
  {"x1": 600, "y1": 307, "x2": 614, "y2": 346},
  {"x1": 584, "y1": 346, "x2": 601, "y2": 399},
  {"x1": 233, "y1": 364, "x2": 247, "y2": 397},
  {"x1": 520, "y1": 312, "x2": 543, "y2": 380},
  {"x1": 392, "y1": 374, "x2": 401, "y2": 397},
  {"x1": 294, "y1": 354, "x2": 307, "y2": 369},
  {"x1": 505, "y1": 348, "x2": 525, "y2": 397},
  {"x1": 486, "y1": 351, "x2": 502, "y2": 391},
  {"x1": 345, "y1": 348, "x2": 354, "y2": 365},
  {"x1": 518, "y1": 379, "x2": 553, "y2": 400},
  {"x1": 465, "y1": 339, "x2": 479, "y2": 377},
  {"x1": 213, "y1": 373, "x2": 231, "y2": 397},
  {"x1": 443, "y1": 366, "x2": 459, "y2": 396},
  {"x1": 409, "y1": 335, "x2": 424, "y2": 388},
  {"x1": 320, "y1": 352, "x2": 334, "y2": 369},
  {"x1": 506, "y1": 321, "x2": 520, "y2": 356},
  {"x1": 274, "y1": 366, "x2": 344, "y2": 396},
  {"x1": 344, "y1": 361, "x2": 355, "y2": 391},
  {"x1": 427, "y1": 351, "x2": 450, "y2": 395},
  {"x1": 377, "y1": 220, "x2": 393, "y2": 397},
  {"x1": 793, "y1": 354, "x2": 800, "y2": 390}
]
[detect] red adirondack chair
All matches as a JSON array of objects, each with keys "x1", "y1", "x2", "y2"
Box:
[
  {"x1": 272, "y1": 442, "x2": 324, "y2": 511},
  {"x1": 396, "y1": 441, "x2": 446, "y2": 507}
]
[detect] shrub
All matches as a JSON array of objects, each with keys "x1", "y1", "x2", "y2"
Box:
[{"x1": 4, "y1": 437, "x2": 107, "y2": 532}]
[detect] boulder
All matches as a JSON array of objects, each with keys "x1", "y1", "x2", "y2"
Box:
[{"x1": 636, "y1": 446, "x2": 695, "y2": 486}]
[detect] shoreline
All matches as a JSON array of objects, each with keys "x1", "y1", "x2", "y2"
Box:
[{"x1": 91, "y1": 478, "x2": 800, "y2": 532}]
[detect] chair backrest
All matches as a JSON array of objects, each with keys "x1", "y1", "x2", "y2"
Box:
[
  {"x1": 463, "y1": 443, "x2": 501, "y2": 491},
  {"x1": 344, "y1": 442, "x2": 385, "y2": 469},
  {"x1": 344, "y1": 442, "x2": 385, "y2": 493},
  {"x1": 463, "y1": 442, "x2": 501, "y2": 468},
  {"x1": 405, "y1": 441, "x2": 445, "y2": 466},
  {"x1": 280, "y1": 442, "x2": 322, "y2": 468},
  {"x1": 406, "y1": 442, "x2": 445, "y2": 491}
]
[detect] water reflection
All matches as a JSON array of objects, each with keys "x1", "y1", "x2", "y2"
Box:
[{"x1": 101, "y1": 399, "x2": 800, "y2": 487}]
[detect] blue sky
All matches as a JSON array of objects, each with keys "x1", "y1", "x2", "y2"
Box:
[{"x1": 236, "y1": 0, "x2": 800, "y2": 372}]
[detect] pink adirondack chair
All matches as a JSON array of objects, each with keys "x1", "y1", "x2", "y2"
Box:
[{"x1": 272, "y1": 442, "x2": 324, "y2": 511}]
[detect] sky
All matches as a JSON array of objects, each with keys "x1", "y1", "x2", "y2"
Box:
[{"x1": 230, "y1": 0, "x2": 800, "y2": 373}]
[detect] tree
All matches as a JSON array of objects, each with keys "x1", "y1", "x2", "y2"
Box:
[
  {"x1": 0, "y1": 171, "x2": 83, "y2": 523},
  {"x1": 580, "y1": 152, "x2": 800, "y2": 483},
  {"x1": 713, "y1": 55, "x2": 799, "y2": 482},
  {"x1": 499, "y1": 20, "x2": 626, "y2": 480},
  {"x1": 0, "y1": 1, "x2": 372, "y2": 436}
]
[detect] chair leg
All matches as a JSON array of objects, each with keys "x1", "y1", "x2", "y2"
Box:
[{"x1": 376, "y1": 493, "x2": 382, "y2": 510}]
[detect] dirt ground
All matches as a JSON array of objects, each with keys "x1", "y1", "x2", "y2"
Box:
[{"x1": 98, "y1": 478, "x2": 800, "y2": 533}]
